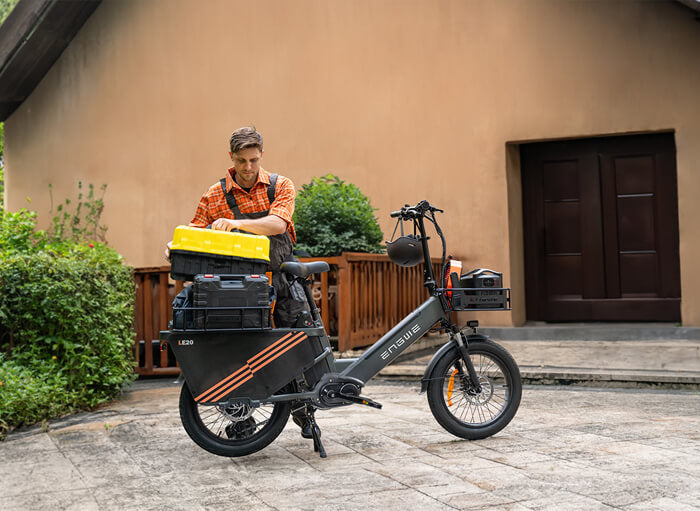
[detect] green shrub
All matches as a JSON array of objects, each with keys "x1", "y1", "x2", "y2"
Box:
[
  {"x1": 0, "y1": 209, "x2": 46, "y2": 254},
  {"x1": 1, "y1": 122, "x2": 4, "y2": 210},
  {"x1": 0, "y1": 243, "x2": 135, "y2": 430},
  {"x1": 0, "y1": 355, "x2": 76, "y2": 438},
  {"x1": 293, "y1": 174, "x2": 384, "y2": 256},
  {"x1": 0, "y1": 185, "x2": 134, "y2": 437}
]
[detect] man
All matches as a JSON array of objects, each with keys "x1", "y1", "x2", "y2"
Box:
[
  {"x1": 168, "y1": 126, "x2": 309, "y2": 328},
  {"x1": 166, "y1": 126, "x2": 313, "y2": 438}
]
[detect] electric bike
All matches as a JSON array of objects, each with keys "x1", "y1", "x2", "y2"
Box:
[{"x1": 160, "y1": 200, "x2": 522, "y2": 458}]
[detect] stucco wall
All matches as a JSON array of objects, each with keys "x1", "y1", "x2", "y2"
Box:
[{"x1": 5, "y1": 0, "x2": 700, "y2": 325}]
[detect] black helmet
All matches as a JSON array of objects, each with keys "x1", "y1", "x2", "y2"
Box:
[{"x1": 386, "y1": 235, "x2": 423, "y2": 267}]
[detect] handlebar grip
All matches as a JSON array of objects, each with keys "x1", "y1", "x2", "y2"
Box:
[{"x1": 390, "y1": 211, "x2": 402, "y2": 218}]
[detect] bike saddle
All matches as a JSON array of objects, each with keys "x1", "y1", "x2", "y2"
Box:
[{"x1": 280, "y1": 261, "x2": 330, "y2": 279}]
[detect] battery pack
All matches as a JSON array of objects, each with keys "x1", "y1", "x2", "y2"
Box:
[{"x1": 450, "y1": 268, "x2": 510, "y2": 310}]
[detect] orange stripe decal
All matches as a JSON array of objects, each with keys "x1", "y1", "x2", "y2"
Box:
[
  {"x1": 195, "y1": 332, "x2": 309, "y2": 403},
  {"x1": 249, "y1": 332, "x2": 306, "y2": 371},
  {"x1": 248, "y1": 333, "x2": 295, "y2": 365},
  {"x1": 195, "y1": 365, "x2": 249, "y2": 402},
  {"x1": 195, "y1": 333, "x2": 295, "y2": 402},
  {"x1": 249, "y1": 335, "x2": 307, "y2": 374},
  {"x1": 200, "y1": 367, "x2": 254, "y2": 403}
]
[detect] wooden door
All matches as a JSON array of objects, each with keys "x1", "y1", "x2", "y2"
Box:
[{"x1": 521, "y1": 133, "x2": 680, "y2": 321}]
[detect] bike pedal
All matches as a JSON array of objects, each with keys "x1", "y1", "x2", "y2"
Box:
[{"x1": 338, "y1": 392, "x2": 383, "y2": 409}]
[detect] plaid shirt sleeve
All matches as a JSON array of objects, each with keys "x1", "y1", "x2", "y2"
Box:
[
  {"x1": 189, "y1": 183, "x2": 228, "y2": 227},
  {"x1": 268, "y1": 175, "x2": 296, "y2": 225},
  {"x1": 189, "y1": 196, "x2": 211, "y2": 227}
]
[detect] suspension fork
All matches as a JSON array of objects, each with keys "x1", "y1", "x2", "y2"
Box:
[{"x1": 451, "y1": 329, "x2": 483, "y2": 393}]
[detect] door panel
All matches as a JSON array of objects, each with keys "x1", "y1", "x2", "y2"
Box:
[{"x1": 521, "y1": 133, "x2": 680, "y2": 321}]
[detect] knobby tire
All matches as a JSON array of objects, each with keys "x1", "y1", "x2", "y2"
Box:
[
  {"x1": 179, "y1": 382, "x2": 291, "y2": 457},
  {"x1": 427, "y1": 339, "x2": 521, "y2": 440}
]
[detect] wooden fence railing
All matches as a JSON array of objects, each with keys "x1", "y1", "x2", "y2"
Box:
[
  {"x1": 133, "y1": 266, "x2": 183, "y2": 376},
  {"x1": 132, "y1": 254, "x2": 442, "y2": 375}
]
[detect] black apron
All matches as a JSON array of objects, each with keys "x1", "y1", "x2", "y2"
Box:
[{"x1": 219, "y1": 176, "x2": 309, "y2": 327}]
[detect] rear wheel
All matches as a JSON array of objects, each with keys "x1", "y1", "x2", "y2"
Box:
[
  {"x1": 427, "y1": 340, "x2": 521, "y2": 439},
  {"x1": 179, "y1": 382, "x2": 291, "y2": 457}
]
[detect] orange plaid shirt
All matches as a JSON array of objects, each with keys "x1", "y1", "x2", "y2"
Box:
[{"x1": 189, "y1": 167, "x2": 297, "y2": 243}]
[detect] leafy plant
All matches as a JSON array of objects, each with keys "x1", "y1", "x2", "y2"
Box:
[
  {"x1": 0, "y1": 209, "x2": 45, "y2": 254},
  {"x1": 48, "y1": 182, "x2": 108, "y2": 243},
  {"x1": 293, "y1": 174, "x2": 384, "y2": 256},
  {"x1": 1, "y1": 123, "x2": 4, "y2": 211},
  {"x1": 0, "y1": 244, "x2": 135, "y2": 428},
  {"x1": 0, "y1": 355, "x2": 75, "y2": 439},
  {"x1": 0, "y1": 183, "x2": 134, "y2": 436}
]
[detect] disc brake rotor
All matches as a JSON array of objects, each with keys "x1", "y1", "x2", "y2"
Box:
[
  {"x1": 218, "y1": 402, "x2": 254, "y2": 422},
  {"x1": 463, "y1": 376, "x2": 494, "y2": 405}
]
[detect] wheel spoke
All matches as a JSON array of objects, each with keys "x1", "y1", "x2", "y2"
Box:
[
  {"x1": 440, "y1": 350, "x2": 512, "y2": 427},
  {"x1": 194, "y1": 401, "x2": 279, "y2": 439}
]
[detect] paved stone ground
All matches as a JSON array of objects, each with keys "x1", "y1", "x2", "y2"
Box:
[{"x1": 2, "y1": 379, "x2": 699, "y2": 510}]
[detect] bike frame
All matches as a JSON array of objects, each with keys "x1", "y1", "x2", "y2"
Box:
[
  {"x1": 236, "y1": 200, "x2": 507, "y2": 407},
  {"x1": 262, "y1": 205, "x2": 457, "y2": 405}
]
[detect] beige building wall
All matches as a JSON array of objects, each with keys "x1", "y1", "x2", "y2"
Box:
[{"x1": 4, "y1": 0, "x2": 700, "y2": 326}]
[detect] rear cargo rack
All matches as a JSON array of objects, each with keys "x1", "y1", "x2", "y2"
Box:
[{"x1": 172, "y1": 305, "x2": 273, "y2": 331}]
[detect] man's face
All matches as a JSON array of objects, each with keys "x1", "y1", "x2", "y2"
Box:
[{"x1": 230, "y1": 147, "x2": 263, "y2": 188}]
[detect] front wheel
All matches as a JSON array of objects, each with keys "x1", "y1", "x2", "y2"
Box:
[
  {"x1": 179, "y1": 382, "x2": 291, "y2": 457},
  {"x1": 427, "y1": 340, "x2": 521, "y2": 440}
]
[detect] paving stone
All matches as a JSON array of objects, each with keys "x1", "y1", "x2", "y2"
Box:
[
  {"x1": 1, "y1": 381, "x2": 699, "y2": 510},
  {"x1": 2, "y1": 489, "x2": 99, "y2": 511},
  {"x1": 1, "y1": 432, "x2": 58, "y2": 461},
  {"x1": 0, "y1": 451, "x2": 87, "y2": 497},
  {"x1": 322, "y1": 488, "x2": 458, "y2": 511}
]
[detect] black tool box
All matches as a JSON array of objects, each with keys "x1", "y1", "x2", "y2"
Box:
[{"x1": 192, "y1": 274, "x2": 273, "y2": 330}]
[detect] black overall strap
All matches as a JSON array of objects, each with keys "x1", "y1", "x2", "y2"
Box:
[
  {"x1": 219, "y1": 178, "x2": 241, "y2": 217},
  {"x1": 219, "y1": 174, "x2": 291, "y2": 271},
  {"x1": 219, "y1": 174, "x2": 278, "y2": 216},
  {"x1": 267, "y1": 173, "x2": 278, "y2": 204}
]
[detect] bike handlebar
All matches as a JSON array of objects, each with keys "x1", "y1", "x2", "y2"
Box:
[{"x1": 390, "y1": 200, "x2": 443, "y2": 219}]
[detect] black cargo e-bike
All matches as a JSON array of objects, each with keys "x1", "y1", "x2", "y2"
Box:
[{"x1": 161, "y1": 200, "x2": 522, "y2": 458}]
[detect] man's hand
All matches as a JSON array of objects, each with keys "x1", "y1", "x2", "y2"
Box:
[
  {"x1": 211, "y1": 218, "x2": 239, "y2": 231},
  {"x1": 210, "y1": 215, "x2": 287, "y2": 236},
  {"x1": 164, "y1": 240, "x2": 172, "y2": 260}
]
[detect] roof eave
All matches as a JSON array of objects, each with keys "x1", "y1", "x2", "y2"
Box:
[{"x1": 0, "y1": 0, "x2": 102, "y2": 122}]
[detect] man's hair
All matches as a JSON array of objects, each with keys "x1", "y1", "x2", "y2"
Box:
[{"x1": 229, "y1": 126, "x2": 263, "y2": 154}]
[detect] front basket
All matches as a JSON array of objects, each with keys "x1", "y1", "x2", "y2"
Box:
[{"x1": 445, "y1": 287, "x2": 511, "y2": 311}]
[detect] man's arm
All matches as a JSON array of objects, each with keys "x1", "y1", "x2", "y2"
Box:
[{"x1": 211, "y1": 215, "x2": 287, "y2": 236}]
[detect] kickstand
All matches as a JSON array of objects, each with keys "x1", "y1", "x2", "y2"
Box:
[{"x1": 308, "y1": 411, "x2": 326, "y2": 458}]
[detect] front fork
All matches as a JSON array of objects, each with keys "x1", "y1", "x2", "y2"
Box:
[{"x1": 450, "y1": 322, "x2": 483, "y2": 393}]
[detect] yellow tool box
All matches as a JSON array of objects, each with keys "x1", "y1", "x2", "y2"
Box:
[{"x1": 169, "y1": 226, "x2": 270, "y2": 281}]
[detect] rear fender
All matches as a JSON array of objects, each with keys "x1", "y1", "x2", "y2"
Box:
[{"x1": 419, "y1": 333, "x2": 489, "y2": 393}]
